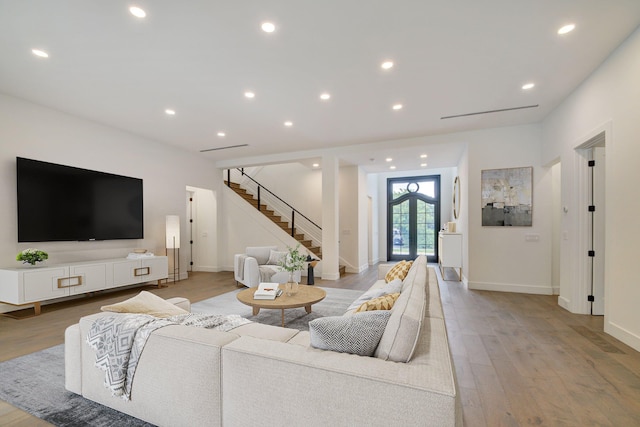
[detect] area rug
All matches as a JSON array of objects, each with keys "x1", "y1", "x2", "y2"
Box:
[
  {"x1": 0, "y1": 287, "x2": 363, "y2": 426},
  {"x1": 191, "y1": 286, "x2": 364, "y2": 330}
]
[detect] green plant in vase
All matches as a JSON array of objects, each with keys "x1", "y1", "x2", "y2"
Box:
[
  {"x1": 278, "y1": 244, "x2": 307, "y2": 296},
  {"x1": 16, "y1": 248, "x2": 49, "y2": 266}
]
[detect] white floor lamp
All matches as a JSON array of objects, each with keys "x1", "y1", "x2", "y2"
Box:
[{"x1": 165, "y1": 215, "x2": 180, "y2": 282}]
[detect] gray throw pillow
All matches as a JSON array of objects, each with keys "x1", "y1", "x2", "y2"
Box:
[{"x1": 309, "y1": 311, "x2": 392, "y2": 356}]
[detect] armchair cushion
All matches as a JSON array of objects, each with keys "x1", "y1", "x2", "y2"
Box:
[{"x1": 245, "y1": 246, "x2": 277, "y2": 265}]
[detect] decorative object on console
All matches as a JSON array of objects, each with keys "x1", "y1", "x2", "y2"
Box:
[
  {"x1": 16, "y1": 248, "x2": 48, "y2": 266},
  {"x1": 278, "y1": 244, "x2": 307, "y2": 296},
  {"x1": 165, "y1": 215, "x2": 180, "y2": 282}
]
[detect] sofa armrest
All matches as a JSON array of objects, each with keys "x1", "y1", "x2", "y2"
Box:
[{"x1": 64, "y1": 324, "x2": 82, "y2": 394}]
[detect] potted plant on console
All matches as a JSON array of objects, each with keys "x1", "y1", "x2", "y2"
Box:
[
  {"x1": 16, "y1": 248, "x2": 48, "y2": 266},
  {"x1": 279, "y1": 244, "x2": 307, "y2": 296}
]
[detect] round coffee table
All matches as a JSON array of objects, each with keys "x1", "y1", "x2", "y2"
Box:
[{"x1": 236, "y1": 285, "x2": 327, "y2": 327}]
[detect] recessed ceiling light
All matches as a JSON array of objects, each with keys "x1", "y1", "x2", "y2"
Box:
[
  {"x1": 386, "y1": 157, "x2": 393, "y2": 162},
  {"x1": 558, "y1": 24, "x2": 575, "y2": 35},
  {"x1": 261, "y1": 22, "x2": 276, "y2": 33},
  {"x1": 165, "y1": 109, "x2": 176, "y2": 115},
  {"x1": 129, "y1": 6, "x2": 146, "y2": 18},
  {"x1": 217, "y1": 132, "x2": 226, "y2": 137},
  {"x1": 381, "y1": 61, "x2": 394, "y2": 70},
  {"x1": 31, "y1": 49, "x2": 48, "y2": 58},
  {"x1": 390, "y1": 166, "x2": 396, "y2": 170},
  {"x1": 320, "y1": 93, "x2": 331, "y2": 101},
  {"x1": 392, "y1": 104, "x2": 403, "y2": 110},
  {"x1": 312, "y1": 163, "x2": 320, "y2": 168},
  {"x1": 420, "y1": 163, "x2": 427, "y2": 167},
  {"x1": 244, "y1": 91, "x2": 255, "y2": 99},
  {"x1": 420, "y1": 154, "x2": 427, "y2": 158},
  {"x1": 522, "y1": 83, "x2": 535, "y2": 90},
  {"x1": 284, "y1": 121, "x2": 293, "y2": 127}
]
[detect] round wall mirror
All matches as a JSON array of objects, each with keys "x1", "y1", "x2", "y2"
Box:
[{"x1": 453, "y1": 176, "x2": 461, "y2": 219}]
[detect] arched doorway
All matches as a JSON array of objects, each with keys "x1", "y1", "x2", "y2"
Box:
[{"x1": 387, "y1": 175, "x2": 440, "y2": 262}]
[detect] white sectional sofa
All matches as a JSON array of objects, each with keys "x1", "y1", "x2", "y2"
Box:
[{"x1": 65, "y1": 255, "x2": 462, "y2": 426}]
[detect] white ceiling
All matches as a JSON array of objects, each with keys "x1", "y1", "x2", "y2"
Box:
[{"x1": 1, "y1": 1, "x2": 639, "y2": 173}]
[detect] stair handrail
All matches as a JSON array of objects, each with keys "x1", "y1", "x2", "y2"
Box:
[{"x1": 226, "y1": 168, "x2": 322, "y2": 237}]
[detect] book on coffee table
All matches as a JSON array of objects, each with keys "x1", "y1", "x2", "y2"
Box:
[{"x1": 254, "y1": 282, "x2": 280, "y2": 300}]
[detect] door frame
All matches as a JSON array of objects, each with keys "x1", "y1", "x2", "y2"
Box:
[{"x1": 386, "y1": 175, "x2": 440, "y2": 262}]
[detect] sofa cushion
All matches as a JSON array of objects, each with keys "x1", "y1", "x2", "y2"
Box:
[
  {"x1": 346, "y1": 288, "x2": 387, "y2": 311},
  {"x1": 266, "y1": 250, "x2": 287, "y2": 266},
  {"x1": 246, "y1": 246, "x2": 277, "y2": 265},
  {"x1": 231, "y1": 323, "x2": 300, "y2": 342},
  {"x1": 355, "y1": 293, "x2": 400, "y2": 312},
  {"x1": 375, "y1": 256, "x2": 427, "y2": 362},
  {"x1": 309, "y1": 311, "x2": 391, "y2": 356},
  {"x1": 384, "y1": 260, "x2": 412, "y2": 283},
  {"x1": 100, "y1": 291, "x2": 189, "y2": 318},
  {"x1": 384, "y1": 278, "x2": 403, "y2": 294}
]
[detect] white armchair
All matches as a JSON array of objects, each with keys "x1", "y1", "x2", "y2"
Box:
[{"x1": 234, "y1": 246, "x2": 302, "y2": 288}]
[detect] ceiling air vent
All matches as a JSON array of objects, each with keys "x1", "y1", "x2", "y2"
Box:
[
  {"x1": 441, "y1": 104, "x2": 539, "y2": 120},
  {"x1": 200, "y1": 144, "x2": 249, "y2": 152}
]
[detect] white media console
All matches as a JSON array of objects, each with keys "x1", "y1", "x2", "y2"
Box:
[{"x1": 0, "y1": 256, "x2": 168, "y2": 316}]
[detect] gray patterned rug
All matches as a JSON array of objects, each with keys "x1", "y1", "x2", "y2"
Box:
[{"x1": 0, "y1": 287, "x2": 362, "y2": 426}]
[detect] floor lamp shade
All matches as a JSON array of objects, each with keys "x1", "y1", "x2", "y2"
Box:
[{"x1": 165, "y1": 215, "x2": 180, "y2": 249}]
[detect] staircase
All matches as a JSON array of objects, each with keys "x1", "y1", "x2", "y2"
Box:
[{"x1": 225, "y1": 180, "x2": 346, "y2": 276}]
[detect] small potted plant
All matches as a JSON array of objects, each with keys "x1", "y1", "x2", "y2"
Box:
[
  {"x1": 16, "y1": 248, "x2": 49, "y2": 266},
  {"x1": 278, "y1": 244, "x2": 307, "y2": 296}
]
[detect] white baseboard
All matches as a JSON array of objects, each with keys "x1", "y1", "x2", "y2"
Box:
[
  {"x1": 605, "y1": 321, "x2": 640, "y2": 352},
  {"x1": 321, "y1": 272, "x2": 341, "y2": 281},
  {"x1": 557, "y1": 295, "x2": 571, "y2": 311},
  {"x1": 468, "y1": 281, "x2": 554, "y2": 295}
]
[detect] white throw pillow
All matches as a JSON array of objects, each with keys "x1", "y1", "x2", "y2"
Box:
[
  {"x1": 309, "y1": 311, "x2": 392, "y2": 356},
  {"x1": 266, "y1": 250, "x2": 287, "y2": 265},
  {"x1": 346, "y1": 288, "x2": 387, "y2": 311},
  {"x1": 101, "y1": 291, "x2": 188, "y2": 318},
  {"x1": 383, "y1": 278, "x2": 403, "y2": 295}
]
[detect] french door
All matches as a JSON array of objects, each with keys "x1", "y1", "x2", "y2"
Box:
[{"x1": 387, "y1": 175, "x2": 440, "y2": 262}]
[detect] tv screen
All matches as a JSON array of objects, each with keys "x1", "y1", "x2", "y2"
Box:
[{"x1": 17, "y1": 157, "x2": 144, "y2": 242}]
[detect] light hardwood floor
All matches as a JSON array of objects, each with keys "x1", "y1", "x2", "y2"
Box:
[{"x1": 1, "y1": 266, "x2": 639, "y2": 426}]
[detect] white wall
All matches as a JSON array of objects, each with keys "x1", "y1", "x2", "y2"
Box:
[
  {"x1": 249, "y1": 163, "x2": 323, "y2": 225},
  {"x1": 541, "y1": 27, "x2": 640, "y2": 350},
  {"x1": 456, "y1": 145, "x2": 469, "y2": 282},
  {"x1": 0, "y1": 94, "x2": 219, "y2": 311}
]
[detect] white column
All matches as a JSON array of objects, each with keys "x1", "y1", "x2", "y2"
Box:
[{"x1": 321, "y1": 154, "x2": 340, "y2": 280}]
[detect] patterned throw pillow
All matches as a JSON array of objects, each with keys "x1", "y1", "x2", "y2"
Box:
[
  {"x1": 355, "y1": 293, "x2": 401, "y2": 312},
  {"x1": 384, "y1": 261, "x2": 413, "y2": 283},
  {"x1": 309, "y1": 311, "x2": 392, "y2": 356}
]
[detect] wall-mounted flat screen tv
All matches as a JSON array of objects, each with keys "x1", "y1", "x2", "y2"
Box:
[{"x1": 17, "y1": 157, "x2": 143, "y2": 242}]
